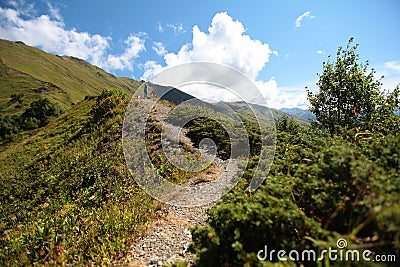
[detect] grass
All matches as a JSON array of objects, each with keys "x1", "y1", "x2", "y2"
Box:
[
  {"x1": 0, "y1": 92, "x2": 158, "y2": 265},
  {"x1": 0, "y1": 88, "x2": 227, "y2": 265},
  {"x1": 0, "y1": 39, "x2": 141, "y2": 116}
]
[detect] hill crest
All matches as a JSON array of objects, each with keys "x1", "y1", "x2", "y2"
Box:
[{"x1": 0, "y1": 39, "x2": 140, "y2": 116}]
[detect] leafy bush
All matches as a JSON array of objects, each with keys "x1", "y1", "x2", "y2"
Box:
[
  {"x1": 186, "y1": 117, "x2": 232, "y2": 160},
  {"x1": 21, "y1": 98, "x2": 63, "y2": 129},
  {"x1": 0, "y1": 115, "x2": 20, "y2": 140},
  {"x1": 190, "y1": 126, "x2": 400, "y2": 266},
  {"x1": 275, "y1": 114, "x2": 300, "y2": 135},
  {"x1": 308, "y1": 38, "x2": 400, "y2": 136},
  {"x1": 190, "y1": 177, "x2": 328, "y2": 266},
  {"x1": 0, "y1": 98, "x2": 63, "y2": 141},
  {"x1": 90, "y1": 88, "x2": 127, "y2": 123},
  {"x1": 8, "y1": 93, "x2": 24, "y2": 104}
]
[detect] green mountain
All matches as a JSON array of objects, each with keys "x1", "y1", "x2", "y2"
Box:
[
  {"x1": 224, "y1": 101, "x2": 311, "y2": 125},
  {"x1": 279, "y1": 107, "x2": 316, "y2": 120},
  {"x1": 0, "y1": 39, "x2": 140, "y2": 116},
  {"x1": 0, "y1": 40, "x2": 151, "y2": 265},
  {"x1": 1, "y1": 39, "x2": 399, "y2": 267},
  {"x1": 144, "y1": 82, "x2": 195, "y2": 105},
  {"x1": 145, "y1": 82, "x2": 310, "y2": 125}
]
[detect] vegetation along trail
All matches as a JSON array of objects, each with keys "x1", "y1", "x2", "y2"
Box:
[{"x1": 118, "y1": 98, "x2": 239, "y2": 266}]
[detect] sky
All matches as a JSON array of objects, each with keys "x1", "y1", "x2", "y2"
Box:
[{"x1": 0, "y1": 0, "x2": 399, "y2": 109}]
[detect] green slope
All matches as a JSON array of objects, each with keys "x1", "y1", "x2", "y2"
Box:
[
  {"x1": 0, "y1": 91, "x2": 158, "y2": 265},
  {"x1": 222, "y1": 101, "x2": 311, "y2": 125},
  {"x1": 0, "y1": 39, "x2": 140, "y2": 115}
]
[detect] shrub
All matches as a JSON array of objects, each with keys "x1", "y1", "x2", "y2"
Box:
[
  {"x1": 90, "y1": 88, "x2": 127, "y2": 123},
  {"x1": 0, "y1": 98, "x2": 63, "y2": 141},
  {"x1": 21, "y1": 98, "x2": 63, "y2": 128},
  {"x1": 190, "y1": 126, "x2": 400, "y2": 266},
  {"x1": 0, "y1": 115, "x2": 20, "y2": 140}
]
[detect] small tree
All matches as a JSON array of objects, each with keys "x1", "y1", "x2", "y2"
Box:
[
  {"x1": 275, "y1": 114, "x2": 300, "y2": 134},
  {"x1": 307, "y1": 38, "x2": 399, "y2": 136},
  {"x1": 21, "y1": 98, "x2": 62, "y2": 128},
  {"x1": 370, "y1": 85, "x2": 400, "y2": 134}
]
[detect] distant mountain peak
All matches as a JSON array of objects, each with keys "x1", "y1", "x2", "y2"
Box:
[{"x1": 279, "y1": 107, "x2": 316, "y2": 120}]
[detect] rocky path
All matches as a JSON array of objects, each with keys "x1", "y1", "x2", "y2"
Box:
[
  {"x1": 121, "y1": 204, "x2": 212, "y2": 266},
  {"x1": 118, "y1": 98, "x2": 238, "y2": 266}
]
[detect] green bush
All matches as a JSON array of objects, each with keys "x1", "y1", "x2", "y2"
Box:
[
  {"x1": 190, "y1": 177, "x2": 327, "y2": 266},
  {"x1": 0, "y1": 98, "x2": 63, "y2": 141},
  {"x1": 190, "y1": 126, "x2": 400, "y2": 266},
  {"x1": 90, "y1": 88, "x2": 127, "y2": 123},
  {"x1": 21, "y1": 98, "x2": 63, "y2": 128},
  {"x1": 0, "y1": 115, "x2": 20, "y2": 140}
]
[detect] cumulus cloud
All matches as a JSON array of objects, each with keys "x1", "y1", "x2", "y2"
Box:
[
  {"x1": 141, "y1": 61, "x2": 164, "y2": 81},
  {"x1": 142, "y1": 12, "x2": 309, "y2": 108},
  {"x1": 179, "y1": 83, "x2": 239, "y2": 103},
  {"x1": 152, "y1": 41, "x2": 167, "y2": 56},
  {"x1": 255, "y1": 80, "x2": 309, "y2": 109},
  {"x1": 317, "y1": 50, "x2": 324, "y2": 55},
  {"x1": 295, "y1": 11, "x2": 315, "y2": 28},
  {"x1": 0, "y1": 3, "x2": 145, "y2": 71},
  {"x1": 144, "y1": 12, "x2": 276, "y2": 81}
]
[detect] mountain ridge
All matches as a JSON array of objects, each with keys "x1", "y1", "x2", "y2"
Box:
[
  {"x1": 0, "y1": 39, "x2": 140, "y2": 116},
  {"x1": 0, "y1": 39, "x2": 315, "y2": 123},
  {"x1": 279, "y1": 107, "x2": 315, "y2": 120},
  {"x1": 144, "y1": 83, "x2": 312, "y2": 125}
]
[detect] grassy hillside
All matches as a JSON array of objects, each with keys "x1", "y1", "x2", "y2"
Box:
[
  {"x1": 0, "y1": 39, "x2": 140, "y2": 115},
  {"x1": 0, "y1": 90, "x2": 160, "y2": 265},
  {"x1": 224, "y1": 101, "x2": 311, "y2": 125},
  {"x1": 0, "y1": 40, "x2": 157, "y2": 265}
]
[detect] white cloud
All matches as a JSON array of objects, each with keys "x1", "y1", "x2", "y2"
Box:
[
  {"x1": 7, "y1": 0, "x2": 36, "y2": 18},
  {"x1": 0, "y1": 4, "x2": 146, "y2": 71},
  {"x1": 142, "y1": 12, "x2": 310, "y2": 109},
  {"x1": 376, "y1": 60, "x2": 400, "y2": 91},
  {"x1": 105, "y1": 34, "x2": 146, "y2": 71},
  {"x1": 156, "y1": 22, "x2": 163, "y2": 32},
  {"x1": 166, "y1": 23, "x2": 185, "y2": 36},
  {"x1": 156, "y1": 22, "x2": 185, "y2": 36},
  {"x1": 179, "y1": 83, "x2": 239, "y2": 103},
  {"x1": 143, "y1": 12, "x2": 276, "y2": 81},
  {"x1": 256, "y1": 80, "x2": 309, "y2": 109},
  {"x1": 141, "y1": 61, "x2": 164, "y2": 81},
  {"x1": 295, "y1": 11, "x2": 315, "y2": 28},
  {"x1": 385, "y1": 61, "x2": 400, "y2": 73},
  {"x1": 317, "y1": 50, "x2": 324, "y2": 55},
  {"x1": 152, "y1": 41, "x2": 167, "y2": 56},
  {"x1": 46, "y1": 1, "x2": 62, "y2": 21}
]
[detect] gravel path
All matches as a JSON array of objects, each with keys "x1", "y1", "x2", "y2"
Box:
[
  {"x1": 121, "y1": 204, "x2": 212, "y2": 266},
  {"x1": 118, "y1": 98, "x2": 238, "y2": 266}
]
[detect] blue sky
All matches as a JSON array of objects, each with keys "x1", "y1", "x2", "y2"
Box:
[{"x1": 1, "y1": 0, "x2": 399, "y2": 108}]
